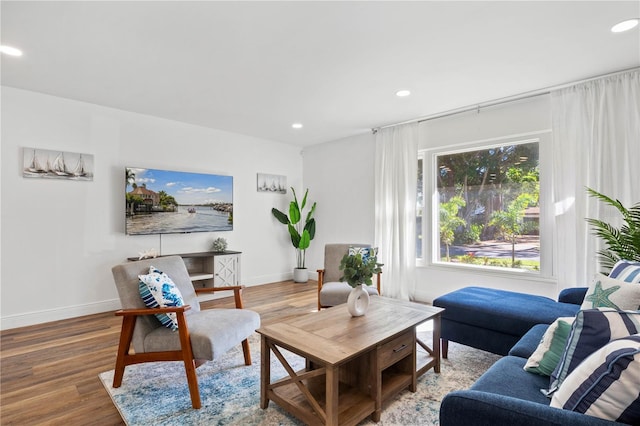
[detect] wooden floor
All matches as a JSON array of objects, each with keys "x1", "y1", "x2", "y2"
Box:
[{"x1": 0, "y1": 280, "x2": 318, "y2": 425}]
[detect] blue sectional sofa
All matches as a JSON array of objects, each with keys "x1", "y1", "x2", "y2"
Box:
[
  {"x1": 433, "y1": 286, "x2": 587, "y2": 357},
  {"x1": 439, "y1": 323, "x2": 626, "y2": 425}
]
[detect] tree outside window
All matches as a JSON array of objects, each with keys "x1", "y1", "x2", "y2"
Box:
[{"x1": 435, "y1": 141, "x2": 540, "y2": 271}]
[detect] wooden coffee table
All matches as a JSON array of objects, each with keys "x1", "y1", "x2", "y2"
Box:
[{"x1": 257, "y1": 297, "x2": 443, "y2": 425}]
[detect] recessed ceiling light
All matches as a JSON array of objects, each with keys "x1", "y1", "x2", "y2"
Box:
[
  {"x1": 611, "y1": 19, "x2": 639, "y2": 33},
  {"x1": 395, "y1": 90, "x2": 411, "y2": 97},
  {"x1": 291, "y1": 123, "x2": 303, "y2": 129},
  {"x1": 0, "y1": 45, "x2": 23, "y2": 56}
]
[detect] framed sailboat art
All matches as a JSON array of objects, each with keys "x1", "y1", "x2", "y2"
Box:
[{"x1": 23, "y1": 148, "x2": 94, "y2": 181}]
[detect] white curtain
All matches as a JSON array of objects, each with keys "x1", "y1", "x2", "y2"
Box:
[
  {"x1": 374, "y1": 122, "x2": 418, "y2": 300},
  {"x1": 551, "y1": 69, "x2": 640, "y2": 289}
]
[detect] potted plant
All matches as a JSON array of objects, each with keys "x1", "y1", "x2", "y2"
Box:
[
  {"x1": 271, "y1": 187, "x2": 317, "y2": 283},
  {"x1": 339, "y1": 251, "x2": 383, "y2": 316},
  {"x1": 586, "y1": 187, "x2": 640, "y2": 273}
]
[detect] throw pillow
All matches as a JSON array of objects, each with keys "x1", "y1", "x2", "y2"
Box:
[
  {"x1": 609, "y1": 259, "x2": 640, "y2": 283},
  {"x1": 138, "y1": 266, "x2": 185, "y2": 331},
  {"x1": 580, "y1": 273, "x2": 640, "y2": 311},
  {"x1": 525, "y1": 317, "x2": 575, "y2": 376},
  {"x1": 548, "y1": 308, "x2": 640, "y2": 395},
  {"x1": 550, "y1": 333, "x2": 640, "y2": 424},
  {"x1": 349, "y1": 246, "x2": 378, "y2": 263}
]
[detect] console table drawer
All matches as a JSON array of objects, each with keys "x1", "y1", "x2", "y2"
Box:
[{"x1": 379, "y1": 330, "x2": 413, "y2": 369}]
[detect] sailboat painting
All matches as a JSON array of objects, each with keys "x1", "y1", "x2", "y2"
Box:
[
  {"x1": 257, "y1": 173, "x2": 286, "y2": 194},
  {"x1": 23, "y1": 148, "x2": 94, "y2": 181}
]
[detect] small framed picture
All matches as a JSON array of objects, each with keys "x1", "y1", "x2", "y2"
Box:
[{"x1": 257, "y1": 173, "x2": 286, "y2": 194}]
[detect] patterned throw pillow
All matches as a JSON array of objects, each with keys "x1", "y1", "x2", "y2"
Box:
[
  {"x1": 138, "y1": 266, "x2": 185, "y2": 331},
  {"x1": 525, "y1": 317, "x2": 575, "y2": 376},
  {"x1": 349, "y1": 246, "x2": 378, "y2": 263},
  {"x1": 580, "y1": 273, "x2": 640, "y2": 311},
  {"x1": 550, "y1": 334, "x2": 640, "y2": 424},
  {"x1": 609, "y1": 259, "x2": 640, "y2": 283},
  {"x1": 547, "y1": 308, "x2": 640, "y2": 395}
]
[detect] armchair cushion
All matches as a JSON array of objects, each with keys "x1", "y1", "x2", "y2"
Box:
[
  {"x1": 138, "y1": 266, "x2": 185, "y2": 330},
  {"x1": 143, "y1": 308, "x2": 260, "y2": 359},
  {"x1": 319, "y1": 281, "x2": 379, "y2": 307}
]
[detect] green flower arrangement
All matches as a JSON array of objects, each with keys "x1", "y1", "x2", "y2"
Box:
[{"x1": 339, "y1": 253, "x2": 383, "y2": 288}]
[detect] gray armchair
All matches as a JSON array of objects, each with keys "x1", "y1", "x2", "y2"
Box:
[
  {"x1": 316, "y1": 243, "x2": 381, "y2": 311},
  {"x1": 111, "y1": 256, "x2": 260, "y2": 409}
]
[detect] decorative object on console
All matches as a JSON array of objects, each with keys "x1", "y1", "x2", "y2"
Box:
[
  {"x1": 125, "y1": 167, "x2": 233, "y2": 235},
  {"x1": 23, "y1": 147, "x2": 94, "y2": 181},
  {"x1": 339, "y1": 248, "x2": 383, "y2": 316},
  {"x1": 257, "y1": 173, "x2": 286, "y2": 194},
  {"x1": 271, "y1": 187, "x2": 316, "y2": 283},
  {"x1": 585, "y1": 187, "x2": 640, "y2": 273},
  {"x1": 211, "y1": 237, "x2": 228, "y2": 252},
  {"x1": 138, "y1": 248, "x2": 158, "y2": 260}
]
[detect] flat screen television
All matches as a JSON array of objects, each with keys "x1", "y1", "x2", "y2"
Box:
[{"x1": 125, "y1": 167, "x2": 233, "y2": 235}]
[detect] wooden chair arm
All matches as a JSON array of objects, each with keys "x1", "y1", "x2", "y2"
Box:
[
  {"x1": 194, "y1": 285, "x2": 246, "y2": 309},
  {"x1": 317, "y1": 269, "x2": 325, "y2": 288},
  {"x1": 115, "y1": 305, "x2": 192, "y2": 316}
]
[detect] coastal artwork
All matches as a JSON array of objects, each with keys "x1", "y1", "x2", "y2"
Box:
[
  {"x1": 257, "y1": 173, "x2": 286, "y2": 194},
  {"x1": 125, "y1": 167, "x2": 233, "y2": 235},
  {"x1": 23, "y1": 148, "x2": 94, "y2": 181}
]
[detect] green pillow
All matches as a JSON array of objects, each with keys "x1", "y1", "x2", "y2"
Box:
[
  {"x1": 536, "y1": 320, "x2": 573, "y2": 376},
  {"x1": 525, "y1": 318, "x2": 573, "y2": 376}
]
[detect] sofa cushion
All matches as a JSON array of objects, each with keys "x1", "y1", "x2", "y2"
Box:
[
  {"x1": 549, "y1": 308, "x2": 640, "y2": 393},
  {"x1": 525, "y1": 317, "x2": 575, "y2": 376},
  {"x1": 609, "y1": 259, "x2": 640, "y2": 283},
  {"x1": 470, "y1": 356, "x2": 552, "y2": 406},
  {"x1": 550, "y1": 334, "x2": 640, "y2": 424},
  {"x1": 580, "y1": 273, "x2": 640, "y2": 310},
  {"x1": 509, "y1": 324, "x2": 549, "y2": 358},
  {"x1": 434, "y1": 287, "x2": 581, "y2": 337}
]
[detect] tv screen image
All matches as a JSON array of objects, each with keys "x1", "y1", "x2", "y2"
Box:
[{"x1": 125, "y1": 167, "x2": 233, "y2": 235}]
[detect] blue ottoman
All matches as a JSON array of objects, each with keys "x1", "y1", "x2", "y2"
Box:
[{"x1": 432, "y1": 286, "x2": 583, "y2": 356}]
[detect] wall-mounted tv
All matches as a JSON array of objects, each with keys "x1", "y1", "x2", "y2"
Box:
[{"x1": 125, "y1": 167, "x2": 233, "y2": 235}]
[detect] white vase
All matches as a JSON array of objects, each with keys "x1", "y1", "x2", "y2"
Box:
[
  {"x1": 293, "y1": 267, "x2": 308, "y2": 283},
  {"x1": 347, "y1": 284, "x2": 370, "y2": 317}
]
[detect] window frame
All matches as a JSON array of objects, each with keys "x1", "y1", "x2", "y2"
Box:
[{"x1": 418, "y1": 131, "x2": 554, "y2": 279}]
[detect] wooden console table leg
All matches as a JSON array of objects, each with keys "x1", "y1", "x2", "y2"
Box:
[
  {"x1": 433, "y1": 315, "x2": 441, "y2": 373},
  {"x1": 260, "y1": 335, "x2": 270, "y2": 409}
]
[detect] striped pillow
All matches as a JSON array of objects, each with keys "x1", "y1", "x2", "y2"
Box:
[
  {"x1": 138, "y1": 266, "x2": 185, "y2": 331},
  {"x1": 550, "y1": 334, "x2": 640, "y2": 424},
  {"x1": 548, "y1": 308, "x2": 640, "y2": 394},
  {"x1": 609, "y1": 260, "x2": 640, "y2": 283}
]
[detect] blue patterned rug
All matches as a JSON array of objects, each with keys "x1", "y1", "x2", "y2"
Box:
[{"x1": 99, "y1": 332, "x2": 500, "y2": 425}]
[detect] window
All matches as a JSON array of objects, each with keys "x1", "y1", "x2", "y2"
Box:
[
  {"x1": 426, "y1": 139, "x2": 541, "y2": 273},
  {"x1": 416, "y1": 155, "x2": 424, "y2": 259}
]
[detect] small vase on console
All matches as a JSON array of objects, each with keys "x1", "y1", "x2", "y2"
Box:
[{"x1": 347, "y1": 284, "x2": 370, "y2": 317}]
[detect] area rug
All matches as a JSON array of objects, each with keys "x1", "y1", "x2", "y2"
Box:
[{"x1": 100, "y1": 332, "x2": 501, "y2": 425}]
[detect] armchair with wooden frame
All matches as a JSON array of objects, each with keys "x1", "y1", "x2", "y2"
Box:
[
  {"x1": 111, "y1": 255, "x2": 260, "y2": 409},
  {"x1": 316, "y1": 243, "x2": 381, "y2": 311}
]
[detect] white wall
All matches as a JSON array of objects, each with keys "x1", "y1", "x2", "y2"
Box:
[
  {"x1": 304, "y1": 95, "x2": 561, "y2": 303},
  {"x1": 302, "y1": 132, "x2": 376, "y2": 274},
  {"x1": 1, "y1": 87, "x2": 303, "y2": 329}
]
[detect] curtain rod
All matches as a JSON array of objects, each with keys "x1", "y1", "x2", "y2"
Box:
[{"x1": 372, "y1": 66, "x2": 639, "y2": 133}]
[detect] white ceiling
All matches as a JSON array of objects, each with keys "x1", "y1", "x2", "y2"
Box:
[{"x1": 1, "y1": 1, "x2": 639, "y2": 147}]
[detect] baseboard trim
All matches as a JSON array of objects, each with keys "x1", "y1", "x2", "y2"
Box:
[{"x1": 1, "y1": 299, "x2": 121, "y2": 331}]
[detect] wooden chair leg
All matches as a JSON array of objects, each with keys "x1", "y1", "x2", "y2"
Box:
[
  {"x1": 177, "y1": 313, "x2": 201, "y2": 409},
  {"x1": 242, "y1": 338, "x2": 252, "y2": 365},
  {"x1": 113, "y1": 316, "x2": 136, "y2": 388}
]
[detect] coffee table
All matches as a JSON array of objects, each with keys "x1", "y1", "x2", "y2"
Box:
[{"x1": 257, "y1": 296, "x2": 443, "y2": 425}]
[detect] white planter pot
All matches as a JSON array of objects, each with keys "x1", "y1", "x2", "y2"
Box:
[
  {"x1": 293, "y1": 267, "x2": 308, "y2": 283},
  {"x1": 347, "y1": 284, "x2": 370, "y2": 317}
]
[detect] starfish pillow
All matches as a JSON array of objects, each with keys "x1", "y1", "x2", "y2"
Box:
[{"x1": 580, "y1": 273, "x2": 640, "y2": 311}]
